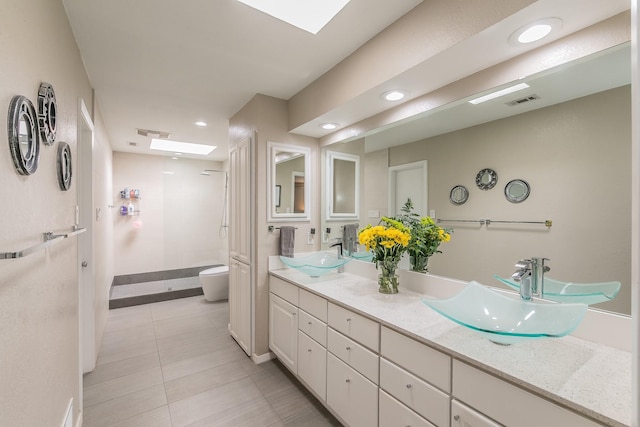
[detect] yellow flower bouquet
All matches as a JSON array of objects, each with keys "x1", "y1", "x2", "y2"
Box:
[{"x1": 358, "y1": 217, "x2": 411, "y2": 293}]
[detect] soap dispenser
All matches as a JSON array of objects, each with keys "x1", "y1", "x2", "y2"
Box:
[{"x1": 127, "y1": 201, "x2": 135, "y2": 216}]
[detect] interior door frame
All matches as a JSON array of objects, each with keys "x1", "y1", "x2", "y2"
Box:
[
  {"x1": 388, "y1": 160, "x2": 428, "y2": 217},
  {"x1": 77, "y1": 98, "x2": 95, "y2": 384}
]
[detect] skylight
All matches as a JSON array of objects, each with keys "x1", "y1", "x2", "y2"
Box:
[
  {"x1": 150, "y1": 138, "x2": 216, "y2": 155},
  {"x1": 236, "y1": 0, "x2": 350, "y2": 34}
]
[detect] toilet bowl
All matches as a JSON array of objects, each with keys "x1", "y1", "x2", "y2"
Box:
[{"x1": 199, "y1": 265, "x2": 229, "y2": 302}]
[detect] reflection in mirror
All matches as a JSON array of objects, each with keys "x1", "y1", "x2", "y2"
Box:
[
  {"x1": 268, "y1": 141, "x2": 311, "y2": 221},
  {"x1": 328, "y1": 43, "x2": 632, "y2": 315},
  {"x1": 326, "y1": 151, "x2": 359, "y2": 220}
]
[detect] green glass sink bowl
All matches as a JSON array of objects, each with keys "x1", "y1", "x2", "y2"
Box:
[
  {"x1": 422, "y1": 281, "x2": 588, "y2": 345},
  {"x1": 280, "y1": 252, "x2": 351, "y2": 277},
  {"x1": 493, "y1": 275, "x2": 621, "y2": 305},
  {"x1": 346, "y1": 250, "x2": 374, "y2": 262}
]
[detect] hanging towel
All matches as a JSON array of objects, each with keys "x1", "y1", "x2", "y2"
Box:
[
  {"x1": 342, "y1": 223, "x2": 359, "y2": 254},
  {"x1": 280, "y1": 226, "x2": 296, "y2": 258}
]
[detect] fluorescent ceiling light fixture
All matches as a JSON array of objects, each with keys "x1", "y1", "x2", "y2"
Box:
[
  {"x1": 236, "y1": 0, "x2": 350, "y2": 34},
  {"x1": 320, "y1": 123, "x2": 338, "y2": 130},
  {"x1": 509, "y1": 18, "x2": 563, "y2": 45},
  {"x1": 150, "y1": 138, "x2": 216, "y2": 155},
  {"x1": 468, "y1": 83, "x2": 530, "y2": 105},
  {"x1": 194, "y1": 121, "x2": 207, "y2": 127},
  {"x1": 382, "y1": 90, "x2": 406, "y2": 101}
]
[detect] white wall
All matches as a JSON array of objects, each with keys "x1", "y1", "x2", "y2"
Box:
[
  {"x1": 0, "y1": 0, "x2": 113, "y2": 425},
  {"x1": 112, "y1": 152, "x2": 228, "y2": 275}
]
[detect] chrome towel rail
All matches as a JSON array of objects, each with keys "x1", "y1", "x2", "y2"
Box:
[
  {"x1": 268, "y1": 226, "x2": 298, "y2": 232},
  {"x1": 437, "y1": 219, "x2": 552, "y2": 228},
  {"x1": 0, "y1": 227, "x2": 87, "y2": 259}
]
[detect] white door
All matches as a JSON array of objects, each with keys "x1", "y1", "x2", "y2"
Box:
[
  {"x1": 388, "y1": 160, "x2": 428, "y2": 217},
  {"x1": 269, "y1": 293, "x2": 298, "y2": 373},
  {"x1": 229, "y1": 260, "x2": 251, "y2": 356}
]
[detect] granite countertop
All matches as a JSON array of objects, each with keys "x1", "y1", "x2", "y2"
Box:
[{"x1": 269, "y1": 267, "x2": 632, "y2": 427}]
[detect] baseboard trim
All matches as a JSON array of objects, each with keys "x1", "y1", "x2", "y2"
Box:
[
  {"x1": 109, "y1": 287, "x2": 205, "y2": 309},
  {"x1": 252, "y1": 351, "x2": 275, "y2": 364}
]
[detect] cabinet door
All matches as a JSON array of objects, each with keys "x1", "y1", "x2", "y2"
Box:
[
  {"x1": 269, "y1": 293, "x2": 298, "y2": 373},
  {"x1": 229, "y1": 261, "x2": 251, "y2": 356},
  {"x1": 327, "y1": 353, "x2": 378, "y2": 427},
  {"x1": 298, "y1": 331, "x2": 327, "y2": 401},
  {"x1": 229, "y1": 136, "x2": 251, "y2": 263}
]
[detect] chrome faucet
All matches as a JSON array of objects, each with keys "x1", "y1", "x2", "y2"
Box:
[
  {"x1": 511, "y1": 257, "x2": 550, "y2": 301},
  {"x1": 329, "y1": 241, "x2": 344, "y2": 272}
]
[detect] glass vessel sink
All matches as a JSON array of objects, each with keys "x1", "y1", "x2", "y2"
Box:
[
  {"x1": 493, "y1": 275, "x2": 621, "y2": 305},
  {"x1": 346, "y1": 250, "x2": 374, "y2": 262},
  {"x1": 422, "y1": 281, "x2": 588, "y2": 345},
  {"x1": 279, "y1": 252, "x2": 351, "y2": 277}
]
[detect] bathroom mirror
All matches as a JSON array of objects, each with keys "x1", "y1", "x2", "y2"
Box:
[
  {"x1": 326, "y1": 151, "x2": 359, "y2": 220},
  {"x1": 37, "y1": 82, "x2": 57, "y2": 146},
  {"x1": 7, "y1": 95, "x2": 40, "y2": 175},
  {"x1": 268, "y1": 141, "x2": 311, "y2": 221},
  {"x1": 322, "y1": 42, "x2": 632, "y2": 315},
  {"x1": 504, "y1": 179, "x2": 530, "y2": 203}
]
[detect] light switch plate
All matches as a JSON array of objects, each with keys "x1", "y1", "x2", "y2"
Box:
[{"x1": 368, "y1": 210, "x2": 380, "y2": 218}]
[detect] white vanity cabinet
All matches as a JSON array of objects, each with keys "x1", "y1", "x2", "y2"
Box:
[
  {"x1": 297, "y1": 289, "x2": 329, "y2": 400},
  {"x1": 452, "y1": 360, "x2": 605, "y2": 427},
  {"x1": 269, "y1": 277, "x2": 299, "y2": 374},
  {"x1": 379, "y1": 327, "x2": 451, "y2": 427}
]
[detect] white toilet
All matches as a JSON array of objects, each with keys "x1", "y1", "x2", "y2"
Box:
[{"x1": 199, "y1": 265, "x2": 229, "y2": 302}]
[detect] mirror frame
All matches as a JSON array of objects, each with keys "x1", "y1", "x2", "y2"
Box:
[
  {"x1": 267, "y1": 141, "x2": 311, "y2": 222},
  {"x1": 7, "y1": 95, "x2": 40, "y2": 176},
  {"x1": 57, "y1": 141, "x2": 72, "y2": 191},
  {"x1": 325, "y1": 150, "x2": 360, "y2": 221}
]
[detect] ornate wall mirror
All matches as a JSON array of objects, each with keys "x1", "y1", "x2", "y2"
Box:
[
  {"x1": 268, "y1": 141, "x2": 311, "y2": 221},
  {"x1": 8, "y1": 95, "x2": 40, "y2": 175},
  {"x1": 326, "y1": 151, "x2": 359, "y2": 220},
  {"x1": 38, "y1": 82, "x2": 57, "y2": 146},
  {"x1": 57, "y1": 141, "x2": 72, "y2": 191}
]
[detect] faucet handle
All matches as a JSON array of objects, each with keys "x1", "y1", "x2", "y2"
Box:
[{"x1": 514, "y1": 259, "x2": 532, "y2": 269}]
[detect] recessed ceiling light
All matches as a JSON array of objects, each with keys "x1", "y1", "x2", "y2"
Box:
[
  {"x1": 509, "y1": 18, "x2": 563, "y2": 45},
  {"x1": 468, "y1": 83, "x2": 530, "y2": 105},
  {"x1": 236, "y1": 0, "x2": 350, "y2": 34},
  {"x1": 150, "y1": 138, "x2": 216, "y2": 155},
  {"x1": 171, "y1": 157, "x2": 179, "y2": 160},
  {"x1": 320, "y1": 123, "x2": 338, "y2": 130},
  {"x1": 382, "y1": 90, "x2": 406, "y2": 101},
  {"x1": 194, "y1": 121, "x2": 207, "y2": 127}
]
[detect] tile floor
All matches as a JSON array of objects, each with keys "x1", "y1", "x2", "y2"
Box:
[{"x1": 83, "y1": 296, "x2": 342, "y2": 427}]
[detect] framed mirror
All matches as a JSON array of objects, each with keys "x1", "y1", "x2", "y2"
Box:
[
  {"x1": 326, "y1": 151, "x2": 359, "y2": 220},
  {"x1": 7, "y1": 95, "x2": 40, "y2": 175},
  {"x1": 475, "y1": 168, "x2": 497, "y2": 190},
  {"x1": 268, "y1": 141, "x2": 311, "y2": 221},
  {"x1": 504, "y1": 179, "x2": 530, "y2": 203},
  {"x1": 37, "y1": 82, "x2": 57, "y2": 146},
  {"x1": 449, "y1": 185, "x2": 469, "y2": 205},
  {"x1": 57, "y1": 141, "x2": 72, "y2": 191}
]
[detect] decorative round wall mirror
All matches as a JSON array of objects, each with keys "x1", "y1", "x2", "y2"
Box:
[
  {"x1": 505, "y1": 179, "x2": 530, "y2": 203},
  {"x1": 8, "y1": 95, "x2": 40, "y2": 175},
  {"x1": 475, "y1": 168, "x2": 498, "y2": 190},
  {"x1": 57, "y1": 141, "x2": 72, "y2": 191},
  {"x1": 449, "y1": 185, "x2": 469, "y2": 205},
  {"x1": 38, "y1": 82, "x2": 57, "y2": 146}
]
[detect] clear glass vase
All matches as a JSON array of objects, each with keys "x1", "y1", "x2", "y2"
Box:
[
  {"x1": 378, "y1": 269, "x2": 398, "y2": 294},
  {"x1": 410, "y1": 254, "x2": 429, "y2": 274}
]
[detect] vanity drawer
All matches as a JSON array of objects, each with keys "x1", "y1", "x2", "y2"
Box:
[
  {"x1": 328, "y1": 303, "x2": 379, "y2": 352},
  {"x1": 327, "y1": 327, "x2": 379, "y2": 384},
  {"x1": 381, "y1": 326, "x2": 451, "y2": 392},
  {"x1": 269, "y1": 276, "x2": 298, "y2": 306},
  {"x1": 453, "y1": 360, "x2": 603, "y2": 427},
  {"x1": 298, "y1": 309, "x2": 327, "y2": 347},
  {"x1": 379, "y1": 389, "x2": 436, "y2": 427},
  {"x1": 380, "y1": 358, "x2": 450, "y2": 427},
  {"x1": 298, "y1": 330, "x2": 327, "y2": 401},
  {"x1": 327, "y1": 353, "x2": 378, "y2": 427},
  {"x1": 299, "y1": 289, "x2": 327, "y2": 322}
]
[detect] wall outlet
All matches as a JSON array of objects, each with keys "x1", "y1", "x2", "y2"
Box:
[
  {"x1": 307, "y1": 231, "x2": 314, "y2": 245},
  {"x1": 429, "y1": 209, "x2": 436, "y2": 218}
]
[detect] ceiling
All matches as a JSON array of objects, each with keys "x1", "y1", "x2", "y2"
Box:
[{"x1": 61, "y1": 0, "x2": 630, "y2": 162}]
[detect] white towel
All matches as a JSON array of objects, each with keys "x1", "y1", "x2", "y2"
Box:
[{"x1": 280, "y1": 226, "x2": 296, "y2": 257}]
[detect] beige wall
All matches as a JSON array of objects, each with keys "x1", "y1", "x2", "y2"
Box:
[
  {"x1": 230, "y1": 94, "x2": 320, "y2": 357},
  {"x1": 0, "y1": 0, "x2": 113, "y2": 425},
  {"x1": 384, "y1": 85, "x2": 631, "y2": 314},
  {"x1": 112, "y1": 152, "x2": 228, "y2": 275}
]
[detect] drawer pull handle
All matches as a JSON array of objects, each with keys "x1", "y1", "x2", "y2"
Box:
[
  {"x1": 346, "y1": 346, "x2": 351, "y2": 351},
  {"x1": 308, "y1": 321, "x2": 312, "y2": 325},
  {"x1": 292, "y1": 312, "x2": 297, "y2": 316},
  {"x1": 406, "y1": 384, "x2": 412, "y2": 389},
  {"x1": 346, "y1": 318, "x2": 351, "y2": 322},
  {"x1": 345, "y1": 379, "x2": 351, "y2": 383},
  {"x1": 307, "y1": 349, "x2": 312, "y2": 353},
  {"x1": 453, "y1": 415, "x2": 460, "y2": 421}
]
